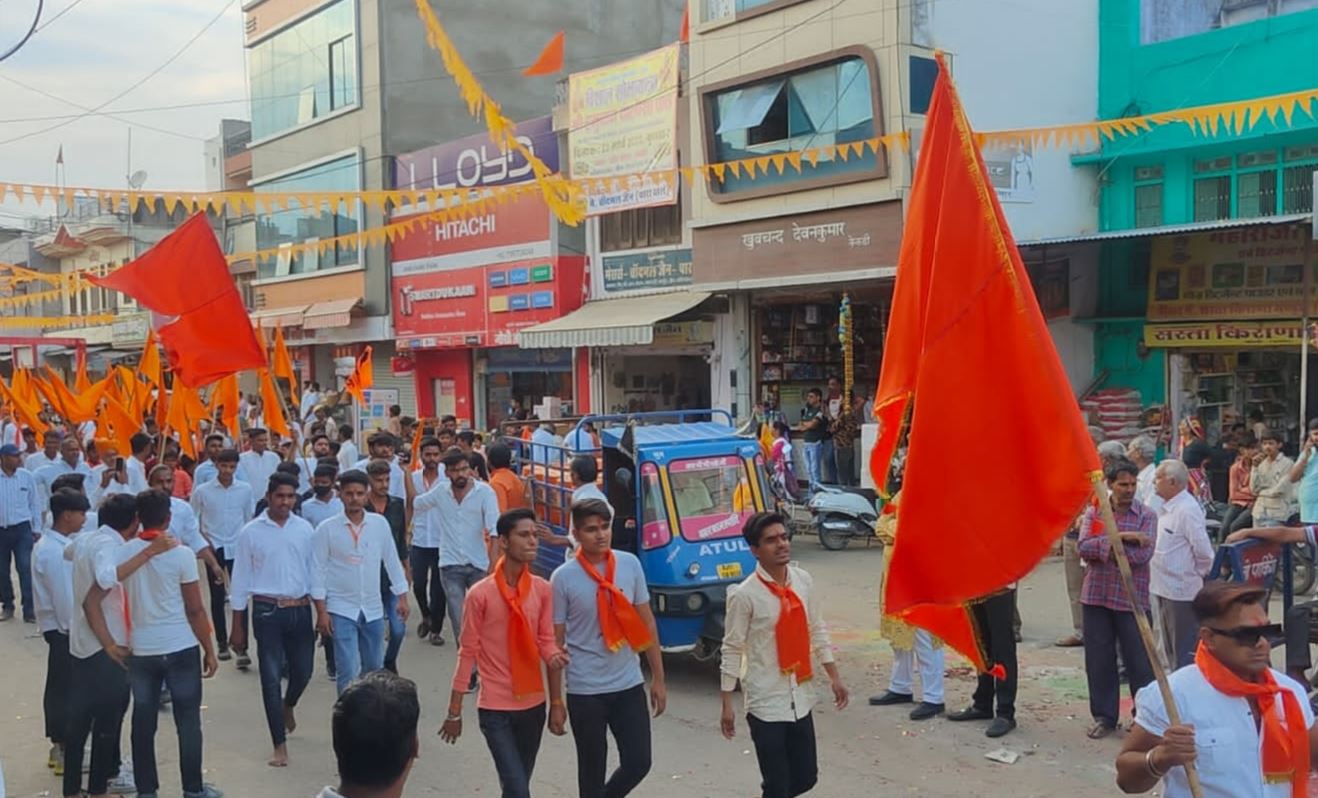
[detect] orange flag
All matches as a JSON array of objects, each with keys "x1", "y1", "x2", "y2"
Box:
[
  {"x1": 209, "y1": 373, "x2": 240, "y2": 439},
  {"x1": 343, "y1": 346, "x2": 373, "y2": 406},
  {"x1": 272, "y1": 325, "x2": 297, "y2": 409},
  {"x1": 0, "y1": 376, "x2": 47, "y2": 436},
  {"x1": 409, "y1": 419, "x2": 425, "y2": 472},
  {"x1": 36, "y1": 366, "x2": 106, "y2": 423},
  {"x1": 100, "y1": 394, "x2": 141, "y2": 456},
  {"x1": 74, "y1": 349, "x2": 92, "y2": 393},
  {"x1": 679, "y1": 7, "x2": 690, "y2": 43},
  {"x1": 870, "y1": 55, "x2": 1098, "y2": 673},
  {"x1": 139, "y1": 329, "x2": 163, "y2": 388},
  {"x1": 258, "y1": 368, "x2": 291, "y2": 439},
  {"x1": 523, "y1": 30, "x2": 565, "y2": 76}
]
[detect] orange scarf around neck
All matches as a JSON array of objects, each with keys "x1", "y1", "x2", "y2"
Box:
[
  {"x1": 1196, "y1": 641, "x2": 1309, "y2": 796},
  {"x1": 576, "y1": 551, "x2": 652, "y2": 653},
  {"x1": 758, "y1": 571, "x2": 813, "y2": 682},
  {"x1": 492, "y1": 557, "x2": 543, "y2": 700}
]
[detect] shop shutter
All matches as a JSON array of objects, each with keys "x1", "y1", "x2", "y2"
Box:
[{"x1": 370, "y1": 342, "x2": 418, "y2": 417}]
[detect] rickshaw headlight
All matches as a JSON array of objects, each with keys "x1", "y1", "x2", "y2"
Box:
[
  {"x1": 655, "y1": 594, "x2": 667, "y2": 613},
  {"x1": 686, "y1": 562, "x2": 701, "y2": 578},
  {"x1": 685, "y1": 593, "x2": 705, "y2": 612}
]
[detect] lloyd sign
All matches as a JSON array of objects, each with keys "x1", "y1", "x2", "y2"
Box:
[{"x1": 394, "y1": 116, "x2": 558, "y2": 194}]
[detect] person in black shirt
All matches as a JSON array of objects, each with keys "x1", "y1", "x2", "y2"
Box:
[
  {"x1": 457, "y1": 430, "x2": 488, "y2": 481},
  {"x1": 365, "y1": 459, "x2": 410, "y2": 674},
  {"x1": 798, "y1": 388, "x2": 829, "y2": 490}
]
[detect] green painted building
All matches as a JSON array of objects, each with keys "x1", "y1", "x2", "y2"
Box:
[{"x1": 1079, "y1": 0, "x2": 1318, "y2": 442}]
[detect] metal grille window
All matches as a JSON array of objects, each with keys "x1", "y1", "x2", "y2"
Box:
[
  {"x1": 1236, "y1": 171, "x2": 1277, "y2": 217},
  {"x1": 1193, "y1": 176, "x2": 1232, "y2": 222},
  {"x1": 1134, "y1": 183, "x2": 1164, "y2": 228},
  {"x1": 1282, "y1": 165, "x2": 1316, "y2": 214}
]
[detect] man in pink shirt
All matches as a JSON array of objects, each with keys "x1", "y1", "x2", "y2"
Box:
[{"x1": 439, "y1": 508, "x2": 568, "y2": 797}]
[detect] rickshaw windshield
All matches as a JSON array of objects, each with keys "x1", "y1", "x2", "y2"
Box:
[
  {"x1": 639, "y1": 462, "x2": 672, "y2": 549},
  {"x1": 668, "y1": 455, "x2": 756, "y2": 543}
]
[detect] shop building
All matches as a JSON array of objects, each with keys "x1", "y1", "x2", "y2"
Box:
[{"x1": 1076, "y1": 0, "x2": 1318, "y2": 447}]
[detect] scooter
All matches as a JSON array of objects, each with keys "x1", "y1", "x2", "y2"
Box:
[{"x1": 810, "y1": 485, "x2": 880, "y2": 551}]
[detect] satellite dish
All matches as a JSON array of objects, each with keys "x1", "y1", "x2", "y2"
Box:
[{"x1": 127, "y1": 170, "x2": 148, "y2": 189}]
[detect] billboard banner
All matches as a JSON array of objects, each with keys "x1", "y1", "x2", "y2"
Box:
[
  {"x1": 394, "y1": 116, "x2": 558, "y2": 194},
  {"x1": 568, "y1": 44, "x2": 680, "y2": 215},
  {"x1": 389, "y1": 193, "x2": 552, "y2": 276}
]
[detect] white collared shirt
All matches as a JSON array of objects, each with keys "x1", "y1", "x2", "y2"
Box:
[
  {"x1": 0, "y1": 466, "x2": 40, "y2": 527},
  {"x1": 337, "y1": 441, "x2": 358, "y2": 473},
  {"x1": 1135, "y1": 663, "x2": 1314, "y2": 798},
  {"x1": 720, "y1": 564, "x2": 836, "y2": 723},
  {"x1": 353, "y1": 457, "x2": 406, "y2": 500},
  {"x1": 23, "y1": 451, "x2": 59, "y2": 474},
  {"x1": 1135, "y1": 462, "x2": 1157, "y2": 508},
  {"x1": 414, "y1": 480, "x2": 501, "y2": 569},
  {"x1": 124, "y1": 455, "x2": 149, "y2": 494},
  {"x1": 89, "y1": 464, "x2": 133, "y2": 508},
  {"x1": 238, "y1": 449, "x2": 282, "y2": 494},
  {"x1": 1150, "y1": 490, "x2": 1215, "y2": 601},
  {"x1": 69, "y1": 525, "x2": 128, "y2": 659},
  {"x1": 300, "y1": 495, "x2": 344, "y2": 530},
  {"x1": 311, "y1": 512, "x2": 408, "y2": 622},
  {"x1": 409, "y1": 469, "x2": 449, "y2": 549},
  {"x1": 168, "y1": 496, "x2": 208, "y2": 554},
  {"x1": 32, "y1": 528, "x2": 76, "y2": 633},
  {"x1": 191, "y1": 478, "x2": 255, "y2": 554},
  {"x1": 229, "y1": 511, "x2": 318, "y2": 610}
]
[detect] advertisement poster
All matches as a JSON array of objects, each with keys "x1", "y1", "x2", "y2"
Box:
[
  {"x1": 394, "y1": 116, "x2": 558, "y2": 195},
  {"x1": 1148, "y1": 225, "x2": 1318, "y2": 321},
  {"x1": 389, "y1": 193, "x2": 552, "y2": 276},
  {"x1": 568, "y1": 44, "x2": 680, "y2": 215}
]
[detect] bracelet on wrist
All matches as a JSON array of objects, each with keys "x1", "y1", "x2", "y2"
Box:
[
  {"x1": 445, "y1": 713, "x2": 462, "y2": 722},
  {"x1": 551, "y1": 698, "x2": 565, "y2": 707},
  {"x1": 1145, "y1": 748, "x2": 1166, "y2": 780}
]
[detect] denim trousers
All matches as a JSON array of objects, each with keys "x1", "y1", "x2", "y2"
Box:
[
  {"x1": 382, "y1": 590, "x2": 406, "y2": 670},
  {"x1": 802, "y1": 442, "x2": 822, "y2": 489},
  {"x1": 478, "y1": 704, "x2": 547, "y2": 798},
  {"x1": 0, "y1": 520, "x2": 34, "y2": 618},
  {"x1": 251, "y1": 601, "x2": 315, "y2": 746},
  {"x1": 440, "y1": 563, "x2": 486, "y2": 637},
  {"x1": 128, "y1": 646, "x2": 204, "y2": 795},
  {"x1": 331, "y1": 611, "x2": 385, "y2": 695}
]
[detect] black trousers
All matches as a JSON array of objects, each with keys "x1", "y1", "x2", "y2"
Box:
[
  {"x1": 970, "y1": 589, "x2": 1017, "y2": 720},
  {"x1": 747, "y1": 712, "x2": 818, "y2": 798},
  {"x1": 43, "y1": 630, "x2": 71, "y2": 744},
  {"x1": 478, "y1": 704, "x2": 547, "y2": 798},
  {"x1": 1285, "y1": 602, "x2": 1318, "y2": 675},
  {"x1": 209, "y1": 552, "x2": 246, "y2": 650},
  {"x1": 409, "y1": 545, "x2": 447, "y2": 635},
  {"x1": 1219, "y1": 504, "x2": 1254, "y2": 542},
  {"x1": 64, "y1": 650, "x2": 129, "y2": 797},
  {"x1": 567, "y1": 685, "x2": 652, "y2": 798},
  {"x1": 1082, "y1": 604, "x2": 1154, "y2": 727}
]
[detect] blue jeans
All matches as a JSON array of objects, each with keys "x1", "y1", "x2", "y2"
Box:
[
  {"x1": 331, "y1": 612, "x2": 385, "y2": 695},
  {"x1": 251, "y1": 601, "x2": 314, "y2": 746},
  {"x1": 440, "y1": 563, "x2": 486, "y2": 636},
  {"x1": 802, "y1": 442, "x2": 823, "y2": 489},
  {"x1": 479, "y1": 704, "x2": 546, "y2": 798},
  {"x1": 819, "y1": 438, "x2": 836, "y2": 484},
  {"x1": 382, "y1": 590, "x2": 406, "y2": 671},
  {"x1": 0, "y1": 520, "x2": 34, "y2": 618},
  {"x1": 128, "y1": 646, "x2": 204, "y2": 795}
]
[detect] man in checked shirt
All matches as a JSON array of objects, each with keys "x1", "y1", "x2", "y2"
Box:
[{"x1": 1078, "y1": 459, "x2": 1157, "y2": 740}]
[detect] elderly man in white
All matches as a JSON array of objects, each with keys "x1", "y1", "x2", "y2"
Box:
[
  {"x1": 1150, "y1": 459, "x2": 1215, "y2": 670},
  {"x1": 1126, "y1": 435, "x2": 1158, "y2": 509}
]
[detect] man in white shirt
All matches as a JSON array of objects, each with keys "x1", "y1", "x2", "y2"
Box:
[
  {"x1": 192, "y1": 448, "x2": 256, "y2": 669},
  {"x1": 408, "y1": 437, "x2": 448, "y2": 647},
  {"x1": 229, "y1": 472, "x2": 319, "y2": 768},
  {"x1": 192, "y1": 434, "x2": 230, "y2": 488},
  {"x1": 1117, "y1": 581, "x2": 1317, "y2": 798},
  {"x1": 148, "y1": 465, "x2": 226, "y2": 589},
  {"x1": 1150, "y1": 459, "x2": 1215, "y2": 670},
  {"x1": 720, "y1": 512, "x2": 848, "y2": 798},
  {"x1": 1250, "y1": 429, "x2": 1297, "y2": 526},
  {"x1": 413, "y1": 450, "x2": 500, "y2": 637},
  {"x1": 36, "y1": 436, "x2": 92, "y2": 528},
  {"x1": 92, "y1": 490, "x2": 220, "y2": 798},
  {"x1": 299, "y1": 382, "x2": 321, "y2": 423},
  {"x1": 1127, "y1": 435, "x2": 1158, "y2": 509},
  {"x1": 312, "y1": 470, "x2": 410, "y2": 695},
  {"x1": 239, "y1": 428, "x2": 283, "y2": 493},
  {"x1": 64, "y1": 493, "x2": 176, "y2": 798},
  {"x1": 293, "y1": 433, "x2": 333, "y2": 493},
  {"x1": 353, "y1": 433, "x2": 406, "y2": 500},
  {"x1": 125, "y1": 432, "x2": 154, "y2": 494},
  {"x1": 0, "y1": 441, "x2": 42, "y2": 622},
  {"x1": 32, "y1": 488, "x2": 88, "y2": 775},
  {"x1": 336, "y1": 424, "x2": 359, "y2": 474},
  {"x1": 89, "y1": 438, "x2": 133, "y2": 507},
  {"x1": 24, "y1": 429, "x2": 63, "y2": 475}
]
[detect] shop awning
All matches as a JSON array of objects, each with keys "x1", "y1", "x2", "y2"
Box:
[
  {"x1": 518, "y1": 291, "x2": 712, "y2": 349},
  {"x1": 1018, "y1": 213, "x2": 1310, "y2": 247},
  {"x1": 249, "y1": 304, "x2": 308, "y2": 329},
  {"x1": 303, "y1": 298, "x2": 361, "y2": 330}
]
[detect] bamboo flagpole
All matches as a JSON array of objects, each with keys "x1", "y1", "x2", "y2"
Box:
[{"x1": 1089, "y1": 472, "x2": 1204, "y2": 798}]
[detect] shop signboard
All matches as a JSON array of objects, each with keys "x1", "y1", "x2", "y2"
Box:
[
  {"x1": 692, "y1": 202, "x2": 903, "y2": 284},
  {"x1": 601, "y1": 248, "x2": 693, "y2": 292},
  {"x1": 568, "y1": 44, "x2": 680, "y2": 215},
  {"x1": 1147, "y1": 225, "x2": 1318, "y2": 321},
  {"x1": 486, "y1": 348, "x2": 573, "y2": 372},
  {"x1": 394, "y1": 116, "x2": 558, "y2": 193},
  {"x1": 1144, "y1": 320, "x2": 1318, "y2": 349},
  {"x1": 390, "y1": 192, "x2": 552, "y2": 275},
  {"x1": 651, "y1": 321, "x2": 715, "y2": 347}
]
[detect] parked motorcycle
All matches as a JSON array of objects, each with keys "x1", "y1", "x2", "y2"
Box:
[{"x1": 811, "y1": 486, "x2": 880, "y2": 551}]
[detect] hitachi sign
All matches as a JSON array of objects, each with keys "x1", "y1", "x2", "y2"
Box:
[{"x1": 433, "y1": 215, "x2": 496, "y2": 241}]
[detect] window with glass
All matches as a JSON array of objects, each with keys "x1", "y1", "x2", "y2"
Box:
[
  {"x1": 247, "y1": 0, "x2": 358, "y2": 140},
  {"x1": 639, "y1": 462, "x2": 672, "y2": 550},
  {"x1": 1133, "y1": 165, "x2": 1163, "y2": 228},
  {"x1": 668, "y1": 456, "x2": 757, "y2": 543},
  {"x1": 254, "y1": 154, "x2": 360, "y2": 279},
  {"x1": 706, "y1": 55, "x2": 880, "y2": 196},
  {"x1": 1193, "y1": 175, "x2": 1231, "y2": 222},
  {"x1": 601, "y1": 201, "x2": 682, "y2": 252},
  {"x1": 1283, "y1": 145, "x2": 1318, "y2": 214},
  {"x1": 703, "y1": 0, "x2": 800, "y2": 22}
]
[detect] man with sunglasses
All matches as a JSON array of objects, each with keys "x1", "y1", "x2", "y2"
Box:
[{"x1": 1116, "y1": 581, "x2": 1317, "y2": 797}]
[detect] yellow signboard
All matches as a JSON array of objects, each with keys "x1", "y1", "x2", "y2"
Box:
[
  {"x1": 1147, "y1": 225, "x2": 1318, "y2": 321},
  {"x1": 1144, "y1": 321, "x2": 1318, "y2": 348}
]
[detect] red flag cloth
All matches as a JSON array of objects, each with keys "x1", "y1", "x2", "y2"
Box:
[
  {"x1": 88, "y1": 214, "x2": 266, "y2": 388},
  {"x1": 870, "y1": 55, "x2": 1098, "y2": 672},
  {"x1": 343, "y1": 346, "x2": 373, "y2": 406},
  {"x1": 522, "y1": 30, "x2": 565, "y2": 76},
  {"x1": 679, "y1": 7, "x2": 690, "y2": 43}
]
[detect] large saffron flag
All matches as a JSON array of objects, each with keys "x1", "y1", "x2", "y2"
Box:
[
  {"x1": 271, "y1": 325, "x2": 297, "y2": 408},
  {"x1": 343, "y1": 346, "x2": 373, "y2": 406},
  {"x1": 88, "y1": 214, "x2": 266, "y2": 388},
  {"x1": 870, "y1": 55, "x2": 1098, "y2": 672}
]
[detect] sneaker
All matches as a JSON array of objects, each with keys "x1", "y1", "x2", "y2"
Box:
[
  {"x1": 47, "y1": 743, "x2": 60, "y2": 769},
  {"x1": 183, "y1": 783, "x2": 224, "y2": 798},
  {"x1": 0, "y1": 607, "x2": 12, "y2": 621},
  {"x1": 107, "y1": 768, "x2": 137, "y2": 794},
  {"x1": 326, "y1": 669, "x2": 337, "y2": 682},
  {"x1": 236, "y1": 653, "x2": 252, "y2": 671},
  {"x1": 217, "y1": 646, "x2": 232, "y2": 662}
]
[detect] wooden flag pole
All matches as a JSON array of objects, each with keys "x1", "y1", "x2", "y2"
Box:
[{"x1": 1089, "y1": 472, "x2": 1204, "y2": 798}]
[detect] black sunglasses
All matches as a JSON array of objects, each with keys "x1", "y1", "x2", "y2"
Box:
[{"x1": 1208, "y1": 623, "x2": 1282, "y2": 646}]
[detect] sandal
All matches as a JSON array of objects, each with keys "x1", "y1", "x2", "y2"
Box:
[
  {"x1": 429, "y1": 632, "x2": 445, "y2": 646},
  {"x1": 1087, "y1": 721, "x2": 1116, "y2": 739}
]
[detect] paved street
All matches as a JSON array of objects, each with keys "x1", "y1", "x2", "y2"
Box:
[{"x1": 0, "y1": 540, "x2": 1160, "y2": 798}]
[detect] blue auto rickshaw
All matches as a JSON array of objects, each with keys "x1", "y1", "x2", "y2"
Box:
[{"x1": 507, "y1": 410, "x2": 770, "y2": 658}]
